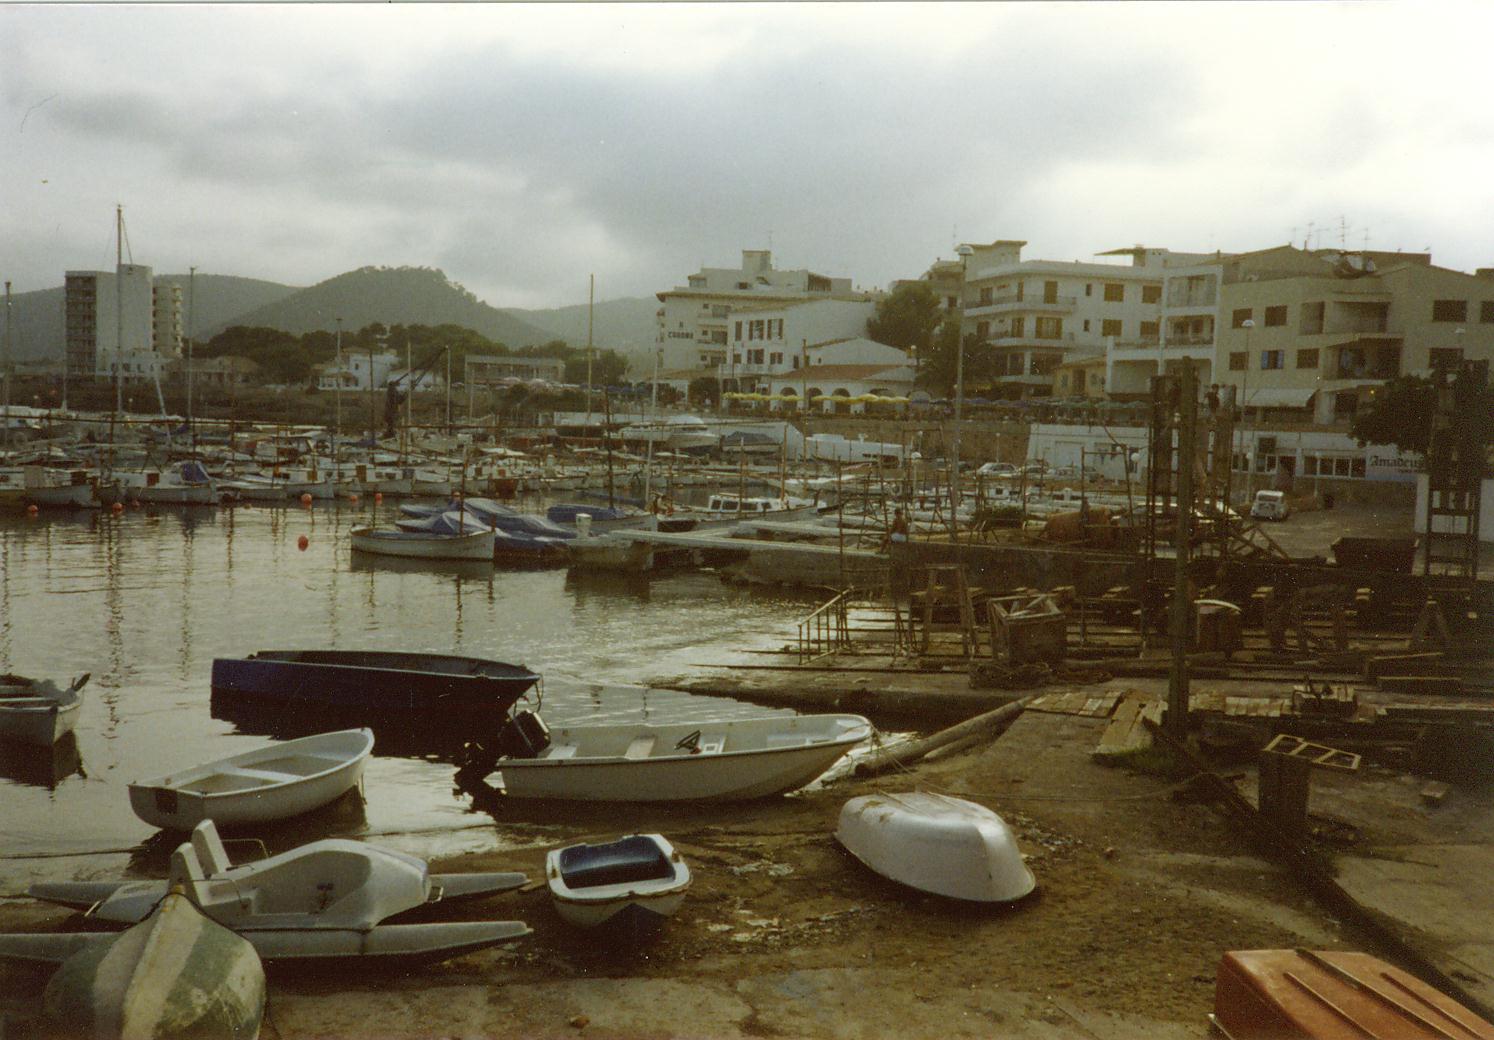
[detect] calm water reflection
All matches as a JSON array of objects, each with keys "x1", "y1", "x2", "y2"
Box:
[{"x1": 0, "y1": 501, "x2": 820, "y2": 888}]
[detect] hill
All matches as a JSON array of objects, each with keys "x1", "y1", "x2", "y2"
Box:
[
  {"x1": 512, "y1": 296, "x2": 661, "y2": 368},
  {"x1": 2, "y1": 275, "x2": 299, "y2": 362},
  {"x1": 206, "y1": 266, "x2": 556, "y2": 348}
]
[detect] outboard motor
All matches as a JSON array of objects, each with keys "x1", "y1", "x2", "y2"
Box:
[{"x1": 458, "y1": 710, "x2": 550, "y2": 777}]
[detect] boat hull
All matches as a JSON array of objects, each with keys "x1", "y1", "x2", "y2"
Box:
[
  {"x1": 546, "y1": 835, "x2": 690, "y2": 935},
  {"x1": 40, "y1": 891, "x2": 265, "y2": 1040},
  {"x1": 0, "y1": 697, "x2": 81, "y2": 747},
  {"x1": 492, "y1": 715, "x2": 871, "y2": 802},
  {"x1": 24, "y1": 483, "x2": 98, "y2": 509},
  {"x1": 350, "y1": 525, "x2": 496, "y2": 560},
  {"x1": 127, "y1": 729, "x2": 372, "y2": 831},
  {"x1": 210, "y1": 651, "x2": 539, "y2": 717},
  {"x1": 836, "y1": 792, "x2": 1036, "y2": 903}
]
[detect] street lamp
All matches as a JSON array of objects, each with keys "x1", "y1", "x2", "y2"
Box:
[{"x1": 1238, "y1": 318, "x2": 1255, "y2": 499}]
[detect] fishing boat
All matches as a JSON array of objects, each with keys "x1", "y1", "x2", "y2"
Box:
[
  {"x1": 210, "y1": 650, "x2": 540, "y2": 720},
  {"x1": 220, "y1": 470, "x2": 321, "y2": 502},
  {"x1": 31, "y1": 889, "x2": 266, "y2": 1040},
  {"x1": 15, "y1": 468, "x2": 99, "y2": 508},
  {"x1": 32, "y1": 818, "x2": 529, "y2": 929},
  {"x1": 0, "y1": 673, "x2": 88, "y2": 747},
  {"x1": 546, "y1": 503, "x2": 653, "y2": 533},
  {"x1": 835, "y1": 791, "x2": 1036, "y2": 903},
  {"x1": 1211, "y1": 948, "x2": 1494, "y2": 1039},
  {"x1": 351, "y1": 517, "x2": 496, "y2": 561},
  {"x1": 117, "y1": 461, "x2": 218, "y2": 505},
  {"x1": 469, "y1": 712, "x2": 872, "y2": 802},
  {"x1": 128, "y1": 728, "x2": 373, "y2": 831},
  {"x1": 546, "y1": 834, "x2": 691, "y2": 935}
]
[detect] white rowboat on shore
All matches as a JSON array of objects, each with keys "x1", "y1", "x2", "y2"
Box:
[
  {"x1": 128, "y1": 729, "x2": 373, "y2": 831},
  {"x1": 835, "y1": 791, "x2": 1036, "y2": 903}
]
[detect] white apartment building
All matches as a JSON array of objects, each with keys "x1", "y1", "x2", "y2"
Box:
[
  {"x1": 1105, "y1": 253, "x2": 1229, "y2": 396},
  {"x1": 718, "y1": 298, "x2": 876, "y2": 387},
  {"x1": 318, "y1": 351, "x2": 401, "y2": 391},
  {"x1": 65, "y1": 264, "x2": 163, "y2": 382},
  {"x1": 152, "y1": 282, "x2": 184, "y2": 359},
  {"x1": 655, "y1": 249, "x2": 869, "y2": 371},
  {"x1": 959, "y1": 242, "x2": 1189, "y2": 398}
]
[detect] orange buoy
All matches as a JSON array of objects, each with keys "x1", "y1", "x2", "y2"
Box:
[
  {"x1": 300, "y1": 493, "x2": 314, "y2": 507},
  {"x1": 297, "y1": 534, "x2": 309, "y2": 551},
  {"x1": 348, "y1": 493, "x2": 360, "y2": 504},
  {"x1": 26, "y1": 504, "x2": 39, "y2": 517},
  {"x1": 110, "y1": 501, "x2": 125, "y2": 514},
  {"x1": 374, "y1": 492, "x2": 383, "y2": 504}
]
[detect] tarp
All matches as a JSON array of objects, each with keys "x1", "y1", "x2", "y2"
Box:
[{"x1": 1241, "y1": 388, "x2": 1317, "y2": 408}]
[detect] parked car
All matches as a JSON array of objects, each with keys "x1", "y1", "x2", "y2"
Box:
[
  {"x1": 1250, "y1": 489, "x2": 1290, "y2": 521},
  {"x1": 977, "y1": 462, "x2": 1019, "y2": 478}
]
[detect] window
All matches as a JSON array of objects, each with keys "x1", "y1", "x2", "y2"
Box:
[
  {"x1": 734, "y1": 321, "x2": 742, "y2": 341},
  {"x1": 1333, "y1": 392, "x2": 1358, "y2": 420},
  {"x1": 1140, "y1": 320, "x2": 1159, "y2": 340},
  {"x1": 1265, "y1": 305, "x2": 1288, "y2": 327},
  {"x1": 1429, "y1": 348, "x2": 1464, "y2": 369},
  {"x1": 1232, "y1": 308, "x2": 1254, "y2": 328},
  {"x1": 1228, "y1": 352, "x2": 1247, "y2": 371},
  {"x1": 1481, "y1": 301, "x2": 1494, "y2": 323},
  {"x1": 791, "y1": 356, "x2": 799, "y2": 369},
  {"x1": 1101, "y1": 319, "x2": 1123, "y2": 338},
  {"x1": 1261, "y1": 350, "x2": 1284, "y2": 370},
  {"x1": 1035, "y1": 317, "x2": 1063, "y2": 340},
  {"x1": 1010, "y1": 317, "x2": 1025, "y2": 338},
  {"x1": 1082, "y1": 320, "x2": 1090, "y2": 332},
  {"x1": 1142, "y1": 284, "x2": 1161, "y2": 304},
  {"x1": 748, "y1": 349, "x2": 764, "y2": 364},
  {"x1": 1059, "y1": 374, "x2": 1070, "y2": 390},
  {"x1": 1015, "y1": 282, "x2": 1025, "y2": 302},
  {"x1": 1300, "y1": 301, "x2": 1325, "y2": 335},
  {"x1": 1085, "y1": 284, "x2": 1093, "y2": 297},
  {"x1": 976, "y1": 321, "x2": 990, "y2": 339},
  {"x1": 1043, "y1": 280, "x2": 1059, "y2": 304},
  {"x1": 732, "y1": 353, "x2": 741, "y2": 365},
  {"x1": 769, "y1": 352, "x2": 783, "y2": 365},
  {"x1": 1431, "y1": 299, "x2": 1467, "y2": 322},
  {"x1": 1103, "y1": 283, "x2": 1124, "y2": 303},
  {"x1": 1297, "y1": 348, "x2": 1320, "y2": 369},
  {"x1": 979, "y1": 287, "x2": 993, "y2": 305},
  {"x1": 947, "y1": 296, "x2": 957, "y2": 310}
]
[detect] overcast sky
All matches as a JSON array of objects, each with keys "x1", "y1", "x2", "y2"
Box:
[{"x1": 3, "y1": 2, "x2": 1492, "y2": 308}]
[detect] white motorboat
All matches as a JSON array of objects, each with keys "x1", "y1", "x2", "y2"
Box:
[
  {"x1": 473, "y1": 712, "x2": 872, "y2": 802},
  {"x1": 835, "y1": 791, "x2": 1036, "y2": 903},
  {"x1": 117, "y1": 461, "x2": 218, "y2": 505},
  {"x1": 0, "y1": 673, "x2": 88, "y2": 747},
  {"x1": 350, "y1": 523, "x2": 496, "y2": 561},
  {"x1": 128, "y1": 729, "x2": 374, "y2": 831},
  {"x1": 32, "y1": 819, "x2": 529, "y2": 930},
  {"x1": 221, "y1": 471, "x2": 321, "y2": 502},
  {"x1": 547, "y1": 834, "x2": 691, "y2": 934},
  {"x1": 28, "y1": 889, "x2": 266, "y2": 1040},
  {"x1": 13, "y1": 468, "x2": 99, "y2": 508}
]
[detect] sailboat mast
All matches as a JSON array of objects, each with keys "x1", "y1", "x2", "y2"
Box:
[
  {"x1": 3, "y1": 281, "x2": 11, "y2": 454},
  {"x1": 187, "y1": 266, "x2": 196, "y2": 450},
  {"x1": 585, "y1": 273, "x2": 594, "y2": 430},
  {"x1": 333, "y1": 317, "x2": 342, "y2": 475},
  {"x1": 115, "y1": 205, "x2": 124, "y2": 417}
]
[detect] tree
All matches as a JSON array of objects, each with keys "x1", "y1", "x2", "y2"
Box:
[
  {"x1": 564, "y1": 348, "x2": 630, "y2": 387},
  {"x1": 915, "y1": 322, "x2": 994, "y2": 394},
  {"x1": 687, "y1": 376, "x2": 719, "y2": 407},
  {"x1": 867, "y1": 282, "x2": 942, "y2": 359},
  {"x1": 1352, "y1": 373, "x2": 1494, "y2": 457}
]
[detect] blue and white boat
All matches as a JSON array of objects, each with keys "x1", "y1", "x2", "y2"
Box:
[
  {"x1": 354, "y1": 512, "x2": 496, "y2": 561},
  {"x1": 546, "y1": 834, "x2": 690, "y2": 937}
]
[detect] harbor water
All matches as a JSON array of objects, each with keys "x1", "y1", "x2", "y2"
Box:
[{"x1": 0, "y1": 499, "x2": 827, "y2": 891}]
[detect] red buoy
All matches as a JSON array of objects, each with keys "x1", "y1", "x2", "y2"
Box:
[
  {"x1": 297, "y1": 534, "x2": 309, "y2": 551},
  {"x1": 300, "y1": 493, "x2": 314, "y2": 507},
  {"x1": 348, "y1": 493, "x2": 360, "y2": 504},
  {"x1": 26, "y1": 504, "x2": 39, "y2": 517},
  {"x1": 374, "y1": 492, "x2": 383, "y2": 504},
  {"x1": 110, "y1": 501, "x2": 125, "y2": 514}
]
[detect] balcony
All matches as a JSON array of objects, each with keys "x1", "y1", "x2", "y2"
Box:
[{"x1": 964, "y1": 294, "x2": 1077, "y2": 318}]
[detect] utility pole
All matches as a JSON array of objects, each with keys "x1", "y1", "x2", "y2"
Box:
[
  {"x1": 187, "y1": 266, "x2": 196, "y2": 449},
  {"x1": 1167, "y1": 363, "x2": 1198, "y2": 738},
  {"x1": 953, "y1": 244, "x2": 974, "y2": 536},
  {"x1": 333, "y1": 317, "x2": 342, "y2": 471},
  {"x1": 3, "y1": 280, "x2": 11, "y2": 452}
]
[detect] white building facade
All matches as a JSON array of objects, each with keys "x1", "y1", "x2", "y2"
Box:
[
  {"x1": 719, "y1": 298, "x2": 876, "y2": 387},
  {"x1": 65, "y1": 264, "x2": 165, "y2": 382}
]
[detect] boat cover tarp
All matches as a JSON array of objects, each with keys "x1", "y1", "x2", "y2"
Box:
[{"x1": 558, "y1": 837, "x2": 674, "y2": 888}]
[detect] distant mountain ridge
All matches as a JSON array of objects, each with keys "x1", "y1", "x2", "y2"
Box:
[{"x1": 3, "y1": 266, "x2": 659, "y2": 366}]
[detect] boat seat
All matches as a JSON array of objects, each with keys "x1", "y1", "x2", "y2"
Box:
[
  {"x1": 167, "y1": 843, "x2": 207, "y2": 888},
  {"x1": 220, "y1": 766, "x2": 293, "y2": 784},
  {"x1": 190, "y1": 821, "x2": 233, "y2": 877},
  {"x1": 544, "y1": 745, "x2": 578, "y2": 760},
  {"x1": 624, "y1": 736, "x2": 656, "y2": 760},
  {"x1": 558, "y1": 837, "x2": 674, "y2": 889}
]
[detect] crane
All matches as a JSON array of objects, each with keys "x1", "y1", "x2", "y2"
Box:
[{"x1": 384, "y1": 345, "x2": 448, "y2": 439}]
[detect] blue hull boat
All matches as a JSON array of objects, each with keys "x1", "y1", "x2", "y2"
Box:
[{"x1": 210, "y1": 651, "x2": 540, "y2": 721}]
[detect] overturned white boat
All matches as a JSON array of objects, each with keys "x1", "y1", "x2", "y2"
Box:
[
  {"x1": 547, "y1": 834, "x2": 690, "y2": 935},
  {"x1": 128, "y1": 729, "x2": 373, "y2": 831},
  {"x1": 16, "y1": 820, "x2": 531, "y2": 965},
  {"x1": 472, "y1": 712, "x2": 872, "y2": 802},
  {"x1": 836, "y1": 791, "x2": 1035, "y2": 903},
  {"x1": 0, "y1": 673, "x2": 88, "y2": 748},
  {"x1": 20, "y1": 889, "x2": 266, "y2": 1040}
]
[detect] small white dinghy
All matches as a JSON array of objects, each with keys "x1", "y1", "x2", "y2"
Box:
[
  {"x1": 836, "y1": 791, "x2": 1036, "y2": 903},
  {"x1": 546, "y1": 834, "x2": 690, "y2": 936},
  {"x1": 0, "y1": 673, "x2": 88, "y2": 748},
  {"x1": 475, "y1": 712, "x2": 871, "y2": 802},
  {"x1": 128, "y1": 729, "x2": 373, "y2": 831},
  {"x1": 36, "y1": 888, "x2": 266, "y2": 1040}
]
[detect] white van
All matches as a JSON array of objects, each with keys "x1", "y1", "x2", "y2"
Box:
[{"x1": 1250, "y1": 490, "x2": 1290, "y2": 521}]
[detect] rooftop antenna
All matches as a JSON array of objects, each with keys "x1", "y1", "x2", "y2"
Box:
[
  {"x1": 1304, "y1": 221, "x2": 1315, "y2": 250},
  {"x1": 1339, "y1": 214, "x2": 1348, "y2": 248}
]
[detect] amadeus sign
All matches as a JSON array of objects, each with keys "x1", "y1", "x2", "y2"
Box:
[{"x1": 1366, "y1": 449, "x2": 1423, "y2": 483}]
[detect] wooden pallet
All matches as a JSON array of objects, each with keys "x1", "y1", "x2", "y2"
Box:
[
  {"x1": 1093, "y1": 694, "x2": 1164, "y2": 758},
  {"x1": 1026, "y1": 691, "x2": 1122, "y2": 718},
  {"x1": 1261, "y1": 733, "x2": 1361, "y2": 772}
]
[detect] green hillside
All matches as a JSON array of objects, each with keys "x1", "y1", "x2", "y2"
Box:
[
  {"x1": 206, "y1": 266, "x2": 555, "y2": 348},
  {"x1": 512, "y1": 296, "x2": 661, "y2": 365}
]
